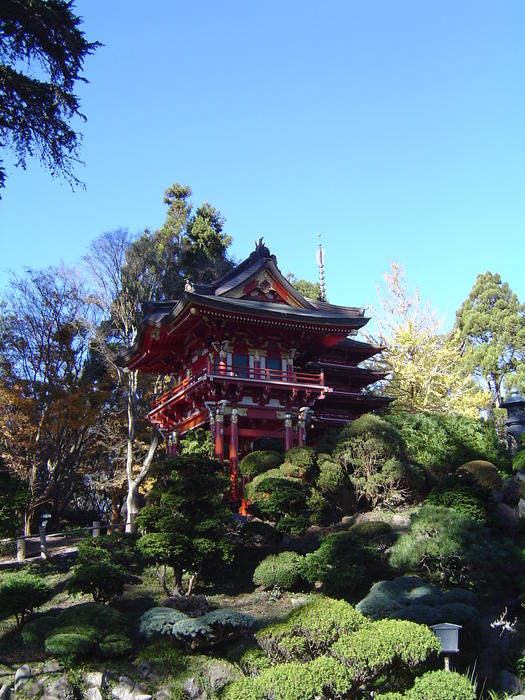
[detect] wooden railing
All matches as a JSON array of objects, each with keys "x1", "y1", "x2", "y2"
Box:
[{"x1": 150, "y1": 364, "x2": 325, "y2": 414}]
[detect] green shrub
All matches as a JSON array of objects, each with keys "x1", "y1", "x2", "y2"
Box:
[
  {"x1": 257, "y1": 597, "x2": 366, "y2": 662},
  {"x1": 67, "y1": 560, "x2": 127, "y2": 603},
  {"x1": 306, "y1": 488, "x2": 328, "y2": 525},
  {"x1": 389, "y1": 505, "x2": 523, "y2": 594},
  {"x1": 426, "y1": 473, "x2": 494, "y2": 524},
  {"x1": 51, "y1": 624, "x2": 102, "y2": 643},
  {"x1": 349, "y1": 520, "x2": 394, "y2": 539},
  {"x1": 334, "y1": 415, "x2": 424, "y2": 508},
  {"x1": 247, "y1": 477, "x2": 308, "y2": 532},
  {"x1": 239, "y1": 521, "x2": 282, "y2": 549},
  {"x1": 302, "y1": 532, "x2": 387, "y2": 599},
  {"x1": 458, "y1": 460, "x2": 503, "y2": 490},
  {"x1": 0, "y1": 572, "x2": 51, "y2": 625},
  {"x1": 45, "y1": 632, "x2": 96, "y2": 663},
  {"x1": 406, "y1": 669, "x2": 476, "y2": 699},
  {"x1": 135, "y1": 640, "x2": 186, "y2": 672},
  {"x1": 55, "y1": 602, "x2": 126, "y2": 629},
  {"x1": 255, "y1": 656, "x2": 354, "y2": 700},
  {"x1": 99, "y1": 633, "x2": 133, "y2": 658},
  {"x1": 253, "y1": 552, "x2": 307, "y2": 591},
  {"x1": 76, "y1": 539, "x2": 111, "y2": 565},
  {"x1": 238, "y1": 647, "x2": 273, "y2": 676},
  {"x1": 239, "y1": 451, "x2": 283, "y2": 478},
  {"x1": 244, "y1": 469, "x2": 284, "y2": 500},
  {"x1": 139, "y1": 606, "x2": 188, "y2": 638},
  {"x1": 331, "y1": 618, "x2": 440, "y2": 683},
  {"x1": 513, "y1": 450, "x2": 525, "y2": 471},
  {"x1": 221, "y1": 677, "x2": 262, "y2": 700},
  {"x1": 21, "y1": 614, "x2": 58, "y2": 645},
  {"x1": 281, "y1": 447, "x2": 317, "y2": 477},
  {"x1": 139, "y1": 606, "x2": 255, "y2": 650},
  {"x1": 274, "y1": 514, "x2": 310, "y2": 536},
  {"x1": 385, "y1": 412, "x2": 509, "y2": 474},
  {"x1": 316, "y1": 459, "x2": 346, "y2": 494}
]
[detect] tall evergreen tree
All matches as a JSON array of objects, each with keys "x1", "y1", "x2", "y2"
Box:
[
  {"x1": 455, "y1": 272, "x2": 525, "y2": 406},
  {"x1": 0, "y1": 0, "x2": 100, "y2": 192},
  {"x1": 85, "y1": 184, "x2": 233, "y2": 531}
]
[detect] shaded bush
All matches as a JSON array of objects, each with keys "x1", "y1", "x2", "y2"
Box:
[
  {"x1": 139, "y1": 606, "x2": 255, "y2": 650},
  {"x1": 425, "y1": 473, "x2": 495, "y2": 525},
  {"x1": 334, "y1": 415, "x2": 424, "y2": 508},
  {"x1": 458, "y1": 460, "x2": 503, "y2": 490},
  {"x1": 349, "y1": 520, "x2": 394, "y2": 544},
  {"x1": 99, "y1": 633, "x2": 133, "y2": 658},
  {"x1": 513, "y1": 449, "x2": 525, "y2": 471},
  {"x1": 302, "y1": 532, "x2": 388, "y2": 599},
  {"x1": 55, "y1": 602, "x2": 126, "y2": 629},
  {"x1": 386, "y1": 412, "x2": 509, "y2": 474},
  {"x1": 239, "y1": 451, "x2": 282, "y2": 479},
  {"x1": 0, "y1": 472, "x2": 28, "y2": 538},
  {"x1": 45, "y1": 632, "x2": 96, "y2": 664},
  {"x1": 281, "y1": 447, "x2": 317, "y2": 478},
  {"x1": 243, "y1": 469, "x2": 283, "y2": 500},
  {"x1": 0, "y1": 572, "x2": 51, "y2": 626},
  {"x1": 356, "y1": 576, "x2": 480, "y2": 628},
  {"x1": 389, "y1": 505, "x2": 523, "y2": 594},
  {"x1": 239, "y1": 521, "x2": 282, "y2": 550},
  {"x1": 253, "y1": 552, "x2": 307, "y2": 591},
  {"x1": 247, "y1": 477, "x2": 308, "y2": 531},
  {"x1": 67, "y1": 560, "x2": 127, "y2": 603}
]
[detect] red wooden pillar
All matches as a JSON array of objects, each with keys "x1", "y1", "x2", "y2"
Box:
[
  {"x1": 284, "y1": 412, "x2": 293, "y2": 452},
  {"x1": 229, "y1": 408, "x2": 239, "y2": 502},
  {"x1": 215, "y1": 408, "x2": 224, "y2": 463}
]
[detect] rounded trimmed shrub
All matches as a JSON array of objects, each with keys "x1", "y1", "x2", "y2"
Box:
[
  {"x1": 257, "y1": 597, "x2": 366, "y2": 662},
  {"x1": 45, "y1": 632, "x2": 96, "y2": 663},
  {"x1": 282, "y1": 447, "x2": 317, "y2": 475},
  {"x1": 426, "y1": 474, "x2": 493, "y2": 524},
  {"x1": 99, "y1": 633, "x2": 133, "y2": 658},
  {"x1": 55, "y1": 602, "x2": 126, "y2": 629},
  {"x1": 67, "y1": 560, "x2": 127, "y2": 603},
  {"x1": 253, "y1": 552, "x2": 307, "y2": 591},
  {"x1": 239, "y1": 450, "x2": 282, "y2": 479},
  {"x1": 349, "y1": 520, "x2": 394, "y2": 539},
  {"x1": 458, "y1": 460, "x2": 503, "y2": 490},
  {"x1": 0, "y1": 572, "x2": 51, "y2": 625},
  {"x1": 244, "y1": 469, "x2": 284, "y2": 500},
  {"x1": 316, "y1": 459, "x2": 346, "y2": 494},
  {"x1": 407, "y1": 669, "x2": 476, "y2": 699}
]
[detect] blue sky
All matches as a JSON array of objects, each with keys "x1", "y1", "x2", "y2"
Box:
[{"x1": 1, "y1": 0, "x2": 524, "y2": 331}]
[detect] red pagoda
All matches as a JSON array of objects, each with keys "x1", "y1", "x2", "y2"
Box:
[{"x1": 120, "y1": 240, "x2": 390, "y2": 503}]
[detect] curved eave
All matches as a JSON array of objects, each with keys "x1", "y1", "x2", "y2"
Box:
[{"x1": 117, "y1": 292, "x2": 369, "y2": 369}]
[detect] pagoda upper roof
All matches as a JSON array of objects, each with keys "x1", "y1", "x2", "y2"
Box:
[{"x1": 118, "y1": 240, "x2": 370, "y2": 369}]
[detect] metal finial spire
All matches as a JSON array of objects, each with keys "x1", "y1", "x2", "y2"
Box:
[{"x1": 315, "y1": 233, "x2": 326, "y2": 301}]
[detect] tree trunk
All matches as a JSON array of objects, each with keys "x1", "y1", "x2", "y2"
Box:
[{"x1": 125, "y1": 479, "x2": 140, "y2": 534}]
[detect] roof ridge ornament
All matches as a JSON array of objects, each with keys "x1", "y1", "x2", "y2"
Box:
[{"x1": 249, "y1": 237, "x2": 277, "y2": 265}]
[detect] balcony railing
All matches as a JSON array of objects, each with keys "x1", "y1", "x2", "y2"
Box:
[{"x1": 149, "y1": 363, "x2": 326, "y2": 416}]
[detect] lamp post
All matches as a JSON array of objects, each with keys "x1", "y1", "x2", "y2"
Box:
[{"x1": 430, "y1": 622, "x2": 462, "y2": 671}]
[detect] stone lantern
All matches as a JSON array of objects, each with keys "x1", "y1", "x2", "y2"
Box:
[{"x1": 500, "y1": 392, "x2": 525, "y2": 453}]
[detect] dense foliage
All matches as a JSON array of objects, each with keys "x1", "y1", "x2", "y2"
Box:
[
  {"x1": 139, "y1": 606, "x2": 256, "y2": 650},
  {"x1": 334, "y1": 415, "x2": 424, "y2": 508},
  {"x1": 0, "y1": 571, "x2": 50, "y2": 625},
  {"x1": 0, "y1": 0, "x2": 100, "y2": 192},
  {"x1": 136, "y1": 454, "x2": 234, "y2": 595},
  {"x1": 385, "y1": 412, "x2": 509, "y2": 474},
  {"x1": 389, "y1": 505, "x2": 523, "y2": 594},
  {"x1": 253, "y1": 552, "x2": 307, "y2": 591}
]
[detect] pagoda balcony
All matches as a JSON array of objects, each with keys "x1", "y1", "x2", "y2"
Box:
[{"x1": 149, "y1": 362, "x2": 327, "y2": 419}]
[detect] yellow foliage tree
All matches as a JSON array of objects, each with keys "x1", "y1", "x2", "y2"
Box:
[{"x1": 368, "y1": 263, "x2": 490, "y2": 417}]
